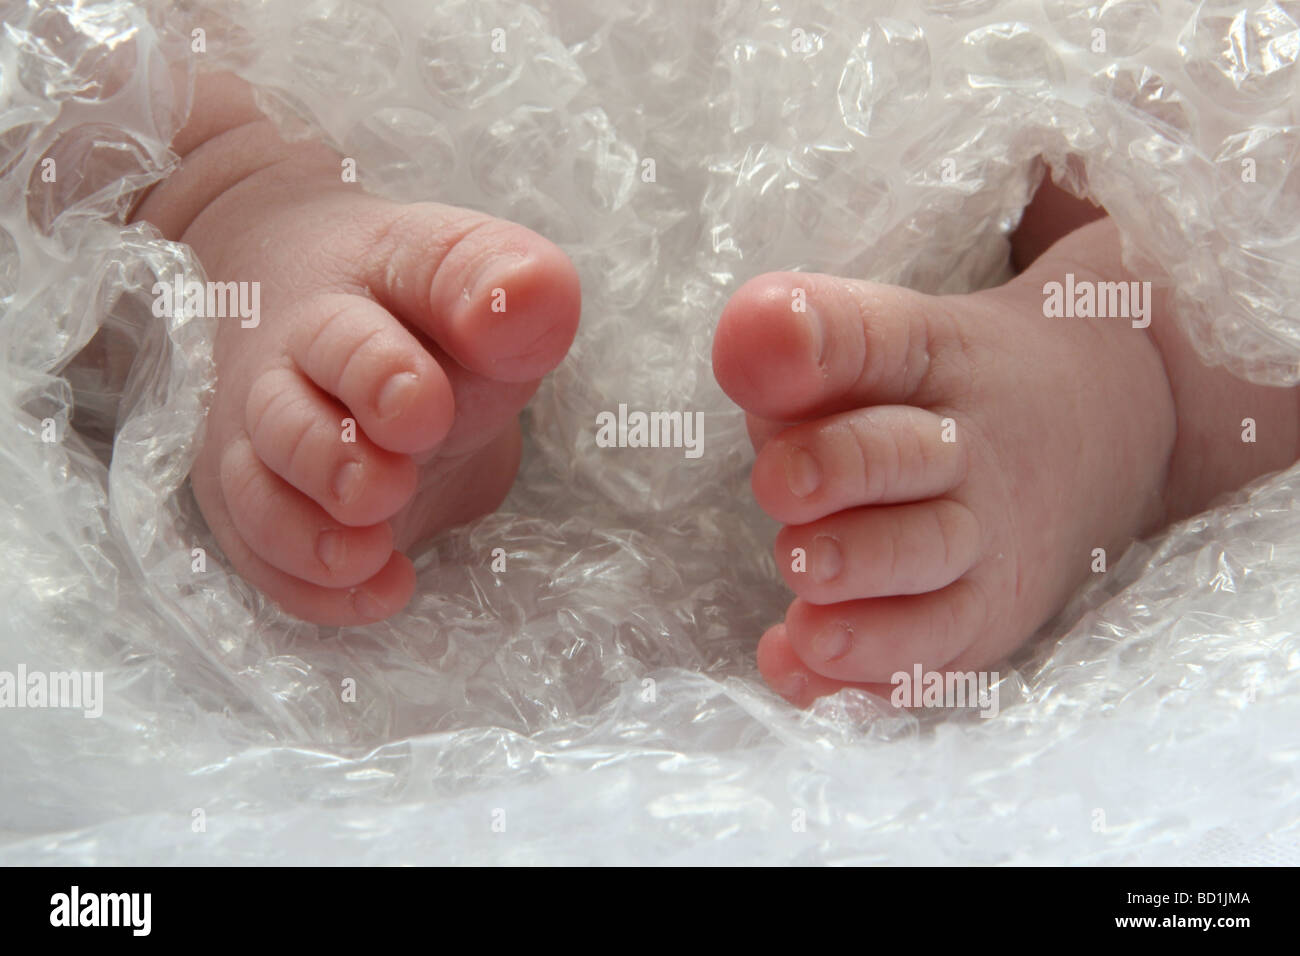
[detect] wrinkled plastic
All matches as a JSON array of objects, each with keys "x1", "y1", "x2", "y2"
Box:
[{"x1": 2, "y1": 0, "x2": 1299, "y2": 864}]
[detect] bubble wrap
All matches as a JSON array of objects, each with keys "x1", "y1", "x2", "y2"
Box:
[{"x1": 2, "y1": 0, "x2": 1299, "y2": 864}]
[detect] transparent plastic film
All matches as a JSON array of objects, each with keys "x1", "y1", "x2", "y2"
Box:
[{"x1": 0, "y1": 0, "x2": 1298, "y2": 864}]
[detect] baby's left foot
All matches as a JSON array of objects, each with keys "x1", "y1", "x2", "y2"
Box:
[
  {"x1": 131, "y1": 73, "x2": 581, "y2": 625},
  {"x1": 714, "y1": 217, "x2": 1300, "y2": 707}
]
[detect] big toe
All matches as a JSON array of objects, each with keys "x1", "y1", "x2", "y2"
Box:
[
  {"x1": 712, "y1": 271, "x2": 955, "y2": 423},
  {"x1": 366, "y1": 204, "x2": 581, "y2": 383}
]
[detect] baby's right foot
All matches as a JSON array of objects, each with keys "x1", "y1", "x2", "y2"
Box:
[
  {"x1": 133, "y1": 74, "x2": 580, "y2": 625},
  {"x1": 714, "y1": 209, "x2": 1300, "y2": 706}
]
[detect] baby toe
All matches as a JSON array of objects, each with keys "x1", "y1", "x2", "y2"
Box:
[
  {"x1": 217, "y1": 436, "x2": 394, "y2": 588},
  {"x1": 712, "y1": 271, "x2": 962, "y2": 422},
  {"x1": 291, "y1": 292, "x2": 454, "y2": 455},
  {"x1": 245, "y1": 365, "x2": 417, "y2": 526},
  {"x1": 232, "y1": 544, "x2": 416, "y2": 627},
  {"x1": 751, "y1": 406, "x2": 968, "y2": 525},
  {"x1": 782, "y1": 580, "x2": 991, "y2": 684},
  {"x1": 366, "y1": 205, "x2": 581, "y2": 383},
  {"x1": 756, "y1": 623, "x2": 889, "y2": 707},
  {"x1": 775, "y1": 499, "x2": 981, "y2": 605}
]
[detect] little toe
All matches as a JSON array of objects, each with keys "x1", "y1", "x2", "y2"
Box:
[
  {"x1": 224, "y1": 535, "x2": 415, "y2": 626},
  {"x1": 781, "y1": 580, "x2": 991, "y2": 684},
  {"x1": 752, "y1": 406, "x2": 968, "y2": 525},
  {"x1": 775, "y1": 499, "x2": 981, "y2": 604},
  {"x1": 365, "y1": 204, "x2": 581, "y2": 383},
  {"x1": 756, "y1": 624, "x2": 890, "y2": 708},
  {"x1": 713, "y1": 271, "x2": 963, "y2": 422},
  {"x1": 245, "y1": 366, "x2": 417, "y2": 526},
  {"x1": 290, "y1": 292, "x2": 454, "y2": 455},
  {"x1": 217, "y1": 436, "x2": 394, "y2": 588}
]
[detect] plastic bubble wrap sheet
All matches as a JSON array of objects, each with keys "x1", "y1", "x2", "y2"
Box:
[{"x1": 2, "y1": 0, "x2": 1299, "y2": 864}]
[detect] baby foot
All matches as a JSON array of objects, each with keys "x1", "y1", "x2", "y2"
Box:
[
  {"x1": 188, "y1": 181, "x2": 578, "y2": 624},
  {"x1": 135, "y1": 88, "x2": 580, "y2": 625},
  {"x1": 714, "y1": 217, "x2": 1291, "y2": 707}
]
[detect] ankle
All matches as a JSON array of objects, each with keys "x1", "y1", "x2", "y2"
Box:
[
  {"x1": 129, "y1": 72, "x2": 342, "y2": 241},
  {"x1": 1144, "y1": 297, "x2": 1300, "y2": 526}
]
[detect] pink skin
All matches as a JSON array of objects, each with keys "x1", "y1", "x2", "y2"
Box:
[
  {"x1": 133, "y1": 73, "x2": 580, "y2": 625},
  {"x1": 714, "y1": 181, "x2": 1300, "y2": 707}
]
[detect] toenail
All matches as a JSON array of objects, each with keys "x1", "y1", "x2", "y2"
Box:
[
  {"x1": 813, "y1": 622, "x2": 853, "y2": 662},
  {"x1": 784, "y1": 446, "x2": 822, "y2": 498},
  {"x1": 812, "y1": 535, "x2": 843, "y2": 583},
  {"x1": 468, "y1": 251, "x2": 527, "y2": 303},
  {"x1": 376, "y1": 372, "x2": 419, "y2": 422},
  {"x1": 332, "y1": 461, "x2": 364, "y2": 505},
  {"x1": 778, "y1": 671, "x2": 809, "y2": 701},
  {"x1": 352, "y1": 589, "x2": 389, "y2": 621},
  {"x1": 316, "y1": 530, "x2": 345, "y2": 571}
]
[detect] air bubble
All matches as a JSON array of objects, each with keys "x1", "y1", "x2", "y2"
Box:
[
  {"x1": 1091, "y1": 64, "x2": 1195, "y2": 141},
  {"x1": 1213, "y1": 126, "x2": 1300, "y2": 245},
  {"x1": 26, "y1": 123, "x2": 153, "y2": 235},
  {"x1": 0, "y1": 227, "x2": 19, "y2": 301},
  {"x1": 469, "y1": 107, "x2": 571, "y2": 199},
  {"x1": 958, "y1": 22, "x2": 1065, "y2": 92},
  {"x1": 15, "y1": 2, "x2": 139, "y2": 102},
  {"x1": 0, "y1": 113, "x2": 46, "y2": 180},
  {"x1": 345, "y1": 107, "x2": 456, "y2": 198},
  {"x1": 418, "y1": 10, "x2": 521, "y2": 110},
  {"x1": 1179, "y1": 1, "x2": 1300, "y2": 111},
  {"x1": 1042, "y1": 0, "x2": 1161, "y2": 57},
  {"x1": 291, "y1": 0, "x2": 402, "y2": 99},
  {"x1": 838, "y1": 20, "x2": 932, "y2": 138}
]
